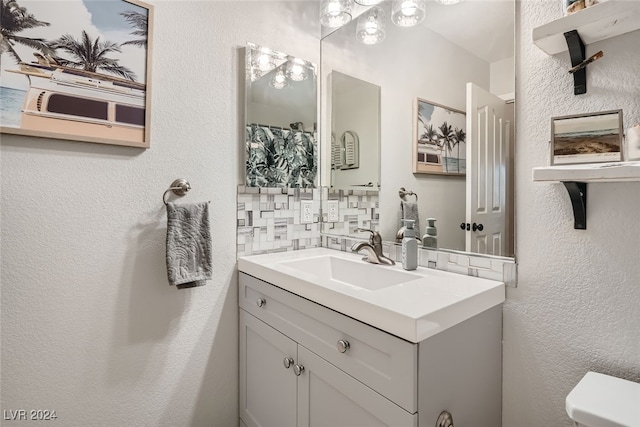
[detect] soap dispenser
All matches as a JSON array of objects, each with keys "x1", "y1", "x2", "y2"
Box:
[
  {"x1": 402, "y1": 219, "x2": 418, "y2": 271},
  {"x1": 422, "y1": 218, "x2": 438, "y2": 249}
]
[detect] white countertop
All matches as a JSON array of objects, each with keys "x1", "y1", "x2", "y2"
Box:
[{"x1": 238, "y1": 248, "x2": 505, "y2": 343}]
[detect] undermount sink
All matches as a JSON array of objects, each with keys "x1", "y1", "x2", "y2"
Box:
[{"x1": 279, "y1": 255, "x2": 421, "y2": 290}]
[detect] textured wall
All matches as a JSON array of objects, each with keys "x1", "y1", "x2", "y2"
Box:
[
  {"x1": 0, "y1": 2, "x2": 318, "y2": 426},
  {"x1": 505, "y1": 1, "x2": 640, "y2": 426}
]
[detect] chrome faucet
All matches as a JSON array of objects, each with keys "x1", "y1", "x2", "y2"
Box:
[{"x1": 351, "y1": 228, "x2": 395, "y2": 265}]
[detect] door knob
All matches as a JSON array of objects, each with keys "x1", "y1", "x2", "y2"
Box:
[
  {"x1": 472, "y1": 223, "x2": 484, "y2": 232},
  {"x1": 460, "y1": 223, "x2": 470, "y2": 231},
  {"x1": 283, "y1": 357, "x2": 294, "y2": 369},
  {"x1": 294, "y1": 364, "x2": 305, "y2": 376},
  {"x1": 256, "y1": 298, "x2": 266, "y2": 308}
]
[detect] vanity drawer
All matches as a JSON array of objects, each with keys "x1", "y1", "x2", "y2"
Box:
[{"x1": 239, "y1": 272, "x2": 418, "y2": 413}]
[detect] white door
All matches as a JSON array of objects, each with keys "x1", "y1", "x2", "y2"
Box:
[
  {"x1": 296, "y1": 346, "x2": 417, "y2": 427},
  {"x1": 466, "y1": 82, "x2": 509, "y2": 256},
  {"x1": 240, "y1": 310, "x2": 298, "y2": 427}
]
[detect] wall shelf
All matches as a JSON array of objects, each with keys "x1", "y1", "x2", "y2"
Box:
[
  {"x1": 533, "y1": 162, "x2": 640, "y2": 229},
  {"x1": 533, "y1": 161, "x2": 640, "y2": 182},
  {"x1": 532, "y1": 0, "x2": 640, "y2": 55}
]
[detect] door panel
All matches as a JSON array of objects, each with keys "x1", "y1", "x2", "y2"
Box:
[
  {"x1": 240, "y1": 310, "x2": 298, "y2": 427},
  {"x1": 466, "y1": 83, "x2": 508, "y2": 256},
  {"x1": 297, "y1": 346, "x2": 417, "y2": 427}
]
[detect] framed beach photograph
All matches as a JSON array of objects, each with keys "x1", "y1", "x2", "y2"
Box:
[
  {"x1": 413, "y1": 98, "x2": 466, "y2": 175},
  {"x1": 551, "y1": 110, "x2": 623, "y2": 165},
  {"x1": 0, "y1": 0, "x2": 153, "y2": 148}
]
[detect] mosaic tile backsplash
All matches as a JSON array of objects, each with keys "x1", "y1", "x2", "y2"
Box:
[
  {"x1": 237, "y1": 186, "x2": 321, "y2": 257},
  {"x1": 237, "y1": 185, "x2": 517, "y2": 286}
]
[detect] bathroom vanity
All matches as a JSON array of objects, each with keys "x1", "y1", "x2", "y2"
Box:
[{"x1": 238, "y1": 248, "x2": 505, "y2": 427}]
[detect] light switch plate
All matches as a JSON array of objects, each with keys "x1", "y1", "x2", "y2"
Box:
[
  {"x1": 327, "y1": 201, "x2": 339, "y2": 222},
  {"x1": 301, "y1": 201, "x2": 313, "y2": 224}
]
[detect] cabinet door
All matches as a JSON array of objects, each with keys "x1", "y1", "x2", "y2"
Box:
[
  {"x1": 296, "y1": 346, "x2": 417, "y2": 427},
  {"x1": 240, "y1": 310, "x2": 298, "y2": 427}
]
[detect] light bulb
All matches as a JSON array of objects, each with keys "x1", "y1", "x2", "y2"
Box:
[
  {"x1": 287, "y1": 59, "x2": 308, "y2": 81},
  {"x1": 391, "y1": 0, "x2": 426, "y2": 27},
  {"x1": 356, "y1": 6, "x2": 385, "y2": 45},
  {"x1": 320, "y1": 0, "x2": 352, "y2": 28},
  {"x1": 434, "y1": 0, "x2": 463, "y2": 4}
]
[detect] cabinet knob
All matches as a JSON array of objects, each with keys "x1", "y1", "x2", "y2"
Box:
[
  {"x1": 294, "y1": 364, "x2": 305, "y2": 376},
  {"x1": 283, "y1": 357, "x2": 294, "y2": 369},
  {"x1": 336, "y1": 339, "x2": 350, "y2": 353},
  {"x1": 256, "y1": 298, "x2": 266, "y2": 308},
  {"x1": 436, "y1": 411, "x2": 454, "y2": 427}
]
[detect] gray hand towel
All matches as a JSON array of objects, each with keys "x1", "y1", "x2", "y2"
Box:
[
  {"x1": 166, "y1": 202, "x2": 212, "y2": 289},
  {"x1": 401, "y1": 200, "x2": 420, "y2": 236}
]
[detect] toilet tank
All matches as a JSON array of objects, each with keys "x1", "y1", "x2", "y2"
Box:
[{"x1": 566, "y1": 371, "x2": 640, "y2": 427}]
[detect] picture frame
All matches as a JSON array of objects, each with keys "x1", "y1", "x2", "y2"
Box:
[
  {"x1": 551, "y1": 110, "x2": 623, "y2": 165},
  {"x1": 413, "y1": 98, "x2": 466, "y2": 175},
  {"x1": 0, "y1": 0, "x2": 153, "y2": 148}
]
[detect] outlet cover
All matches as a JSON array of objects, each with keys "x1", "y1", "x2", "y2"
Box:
[
  {"x1": 327, "y1": 201, "x2": 339, "y2": 222},
  {"x1": 301, "y1": 201, "x2": 313, "y2": 224}
]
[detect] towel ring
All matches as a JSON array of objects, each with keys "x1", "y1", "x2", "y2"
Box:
[
  {"x1": 163, "y1": 179, "x2": 191, "y2": 205},
  {"x1": 398, "y1": 187, "x2": 418, "y2": 201}
]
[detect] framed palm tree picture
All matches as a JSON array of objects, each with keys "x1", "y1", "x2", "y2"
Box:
[
  {"x1": 413, "y1": 98, "x2": 466, "y2": 175},
  {"x1": 0, "y1": 0, "x2": 153, "y2": 148}
]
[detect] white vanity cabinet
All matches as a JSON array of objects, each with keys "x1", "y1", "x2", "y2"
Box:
[{"x1": 239, "y1": 272, "x2": 502, "y2": 427}]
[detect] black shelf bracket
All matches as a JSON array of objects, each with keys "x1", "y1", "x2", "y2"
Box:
[
  {"x1": 563, "y1": 181, "x2": 587, "y2": 229},
  {"x1": 564, "y1": 30, "x2": 587, "y2": 95}
]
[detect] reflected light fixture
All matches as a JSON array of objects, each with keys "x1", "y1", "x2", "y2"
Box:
[
  {"x1": 356, "y1": 6, "x2": 386, "y2": 45},
  {"x1": 434, "y1": 0, "x2": 463, "y2": 4},
  {"x1": 287, "y1": 58, "x2": 309, "y2": 81},
  {"x1": 256, "y1": 51, "x2": 275, "y2": 72},
  {"x1": 320, "y1": 0, "x2": 353, "y2": 28},
  {"x1": 269, "y1": 68, "x2": 289, "y2": 90},
  {"x1": 391, "y1": 0, "x2": 426, "y2": 27}
]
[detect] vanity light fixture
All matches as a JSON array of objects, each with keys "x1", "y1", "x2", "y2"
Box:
[
  {"x1": 434, "y1": 0, "x2": 464, "y2": 4},
  {"x1": 356, "y1": 6, "x2": 386, "y2": 45},
  {"x1": 269, "y1": 68, "x2": 290, "y2": 90},
  {"x1": 320, "y1": 0, "x2": 353, "y2": 28},
  {"x1": 287, "y1": 58, "x2": 308, "y2": 81},
  {"x1": 391, "y1": 0, "x2": 426, "y2": 27}
]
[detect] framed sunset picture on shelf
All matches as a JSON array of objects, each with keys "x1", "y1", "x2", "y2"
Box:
[
  {"x1": 0, "y1": 0, "x2": 153, "y2": 148},
  {"x1": 413, "y1": 98, "x2": 466, "y2": 175}
]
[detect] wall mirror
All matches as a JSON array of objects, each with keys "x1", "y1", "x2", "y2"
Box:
[
  {"x1": 329, "y1": 71, "x2": 381, "y2": 189},
  {"x1": 245, "y1": 42, "x2": 319, "y2": 188},
  {"x1": 320, "y1": 0, "x2": 516, "y2": 258}
]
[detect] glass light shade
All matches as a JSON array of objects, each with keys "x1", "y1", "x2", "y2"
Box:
[
  {"x1": 354, "y1": 0, "x2": 384, "y2": 5},
  {"x1": 356, "y1": 7, "x2": 386, "y2": 45},
  {"x1": 269, "y1": 69, "x2": 289, "y2": 89},
  {"x1": 287, "y1": 58, "x2": 308, "y2": 82},
  {"x1": 320, "y1": 0, "x2": 353, "y2": 28},
  {"x1": 434, "y1": 0, "x2": 463, "y2": 4},
  {"x1": 391, "y1": 0, "x2": 426, "y2": 27},
  {"x1": 256, "y1": 51, "x2": 275, "y2": 72}
]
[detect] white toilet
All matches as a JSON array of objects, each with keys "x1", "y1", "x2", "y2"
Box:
[{"x1": 566, "y1": 371, "x2": 640, "y2": 427}]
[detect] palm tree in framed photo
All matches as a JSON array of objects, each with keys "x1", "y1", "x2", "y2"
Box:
[
  {"x1": 120, "y1": 10, "x2": 148, "y2": 48},
  {"x1": 0, "y1": 0, "x2": 53, "y2": 63},
  {"x1": 438, "y1": 121, "x2": 454, "y2": 172},
  {"x1": 51, "y1": 30, "x2": 137, "y2": 81},
  {"x1": 452, "y1": 127, "x2": 466, "y2": 173}
]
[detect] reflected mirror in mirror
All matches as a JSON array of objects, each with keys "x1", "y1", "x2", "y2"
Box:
[
  {"x1": 320, "y1": 0, "x2": 515, "y2": 258},
  {"x1": 329, "y1": 71, "x2": 381, "y2": 190},
  {"x1": 245, "y1": 42, "x2": 318, "y2": 188}
]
